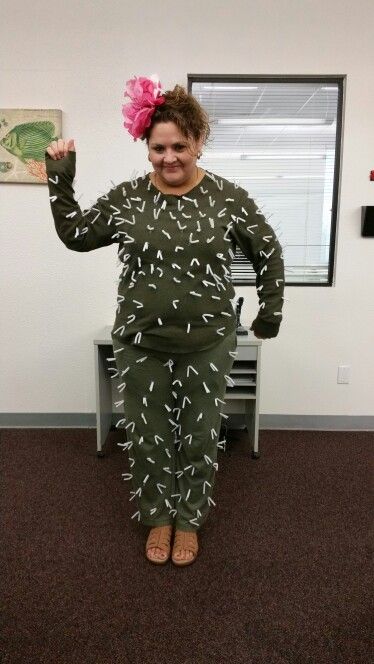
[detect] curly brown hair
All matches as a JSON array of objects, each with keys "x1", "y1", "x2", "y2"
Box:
[{"x1": 142, "y1": 84, "x2": 211, "y2": 152}]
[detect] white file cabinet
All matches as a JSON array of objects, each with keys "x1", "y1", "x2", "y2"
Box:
[{"x1": 94, "y1": 326, "x2": 262, "y2": 459}]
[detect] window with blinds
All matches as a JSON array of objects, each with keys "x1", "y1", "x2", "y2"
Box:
[{"x1": 189, "y1": 76, "x2": 344, "y2": 286}]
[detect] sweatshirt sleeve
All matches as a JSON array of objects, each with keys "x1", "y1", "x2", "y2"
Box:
[
  {"x1": 229, "y1": 189, "x2": 285, "y2": 339},
  {"x1": 45, "y1": 149, "x2": 122, "y2": 252}
]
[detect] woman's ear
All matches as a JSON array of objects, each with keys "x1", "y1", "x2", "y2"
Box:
[{"x1": 196, "y1": 136, "x2": 204, "y2": 156}]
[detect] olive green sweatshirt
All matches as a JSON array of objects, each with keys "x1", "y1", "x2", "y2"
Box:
[{"x1": 45, "y1": 150, "x2": 285, "y2": 352}]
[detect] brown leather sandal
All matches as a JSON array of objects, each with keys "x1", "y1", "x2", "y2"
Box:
[
  {"x1": 171, "y1": 530, "x2": 199, "y2": 567},
  {"x1": 145, "y1": 525, "x2": 173, "y2": 565}
]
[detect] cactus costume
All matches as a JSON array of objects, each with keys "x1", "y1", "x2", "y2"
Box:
[{"x1": 45, "y1": 150, "x2": 284, "y2": 530}]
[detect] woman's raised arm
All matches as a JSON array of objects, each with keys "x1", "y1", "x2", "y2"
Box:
[{"x1": 45, "y1": 139, "x2": 124, "y2": 252}]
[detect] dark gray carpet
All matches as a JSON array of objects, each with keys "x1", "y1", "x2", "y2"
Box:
[{"x1": 1, "y1": 428, "x2": 372, "y2": 664}]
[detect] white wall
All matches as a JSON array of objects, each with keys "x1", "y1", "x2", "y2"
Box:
[{"x1": 1, "y1": 0, "x2": 373, "y2": 418}]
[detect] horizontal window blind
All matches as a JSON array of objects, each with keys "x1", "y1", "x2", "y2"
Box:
[{"x1": 190, "y1": 78, "x2": 343, "y2": 285}]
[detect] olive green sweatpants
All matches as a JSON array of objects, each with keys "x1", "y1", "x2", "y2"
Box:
[{"x1": 111, "y1": 330, "x2": 237, "y2": 532}]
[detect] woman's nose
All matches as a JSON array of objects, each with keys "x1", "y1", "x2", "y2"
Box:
[{"x1": 163, "y1": 150, "x2": 177, "y2": 163}]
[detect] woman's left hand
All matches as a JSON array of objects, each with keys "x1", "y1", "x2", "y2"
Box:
[{"x1": 250, "y1": 325, "x2": 266, "y2": 340}]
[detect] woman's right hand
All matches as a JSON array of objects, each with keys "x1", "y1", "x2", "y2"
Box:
[{"x1": 46, "y1": 138, "x2": 75, "y2": 160}]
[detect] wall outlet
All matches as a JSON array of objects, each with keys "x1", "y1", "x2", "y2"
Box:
[{"x1": 337, "y1": 365, "x2": 350, "y2": 384}]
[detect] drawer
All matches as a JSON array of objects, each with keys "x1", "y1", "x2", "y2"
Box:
[{"x1": 235, "y1": 344, "x2": 258, "y2": 362}]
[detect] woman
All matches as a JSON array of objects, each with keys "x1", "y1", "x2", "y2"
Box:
[{"x1": 45, "y1": 74, "x2": 285, "y2": 567}]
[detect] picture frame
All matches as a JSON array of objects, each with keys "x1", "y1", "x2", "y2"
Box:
[{"x1": 0, "y1": 108, "x2": 62, "y2": 184}]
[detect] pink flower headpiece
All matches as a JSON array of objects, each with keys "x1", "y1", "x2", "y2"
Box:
[{"x1": 122, "y1": 73, "x2": 166, "y2": 141}]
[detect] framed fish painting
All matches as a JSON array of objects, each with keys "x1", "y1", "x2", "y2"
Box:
[{"x1": 0, "y1": 109, "x2": 62, "y2": 183}]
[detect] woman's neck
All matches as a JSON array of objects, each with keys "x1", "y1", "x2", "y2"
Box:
[{"x1": 150, "y1": 167, "x2": 205, "y2": 195}]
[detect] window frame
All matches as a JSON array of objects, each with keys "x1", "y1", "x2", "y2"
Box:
[{"x1": 188, "y1": 74, "x2": 346, "y2": 288}]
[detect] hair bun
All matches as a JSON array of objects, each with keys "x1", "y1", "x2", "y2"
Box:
[
  {"x1": 167, "y1": 84, "x2": 188, "y2": 103},
  {"x1": 142, "y1": 83, "x2": 211, "y2": 146}
]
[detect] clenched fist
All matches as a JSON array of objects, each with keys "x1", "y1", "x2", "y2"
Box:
[
  {"x1": 46, "y1": 138, "x2": 75, "y2": 160},
  {"x1": 250, "y1": 323, "x2": 267, "y2": 340}
]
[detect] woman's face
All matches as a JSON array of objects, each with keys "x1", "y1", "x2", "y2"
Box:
[{"x1": 148, "y1": 121, "x2": 203, "y2": 187}]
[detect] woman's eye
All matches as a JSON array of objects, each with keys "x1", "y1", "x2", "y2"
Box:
[{"x1": 153, "y1": 146, "x2": 185, "y2": 152}]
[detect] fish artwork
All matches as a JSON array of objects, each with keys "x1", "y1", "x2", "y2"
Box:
[{"x1": 0, "y1": 121, "x2": 58, "y2": 163}]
